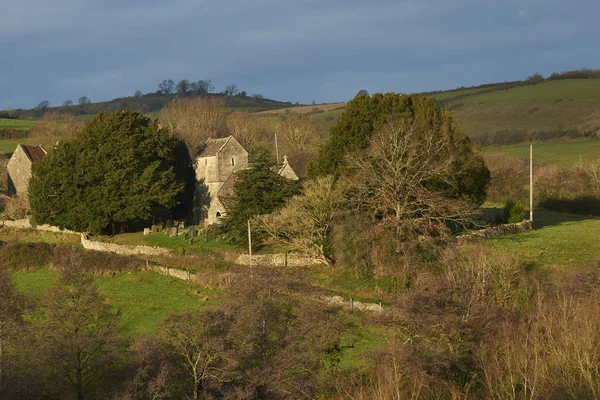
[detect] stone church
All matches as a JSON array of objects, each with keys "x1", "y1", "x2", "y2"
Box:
[{"x1": 195, "y1": 136, "x2": 298, "y2": 225}]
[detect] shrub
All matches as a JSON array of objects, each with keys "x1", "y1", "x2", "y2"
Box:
[
  {"x1": 0, "y1": 241, "x2": 54, "y2": 269},
  {"x1": 2, "y1": 195, "x2": 30, "y2": 220},
  {"x1": 51, "y1": 245, "x2": 143, "y2": 275},
  {"x1": 503, "y1": 199, "x2": 525, "y2": 223}
]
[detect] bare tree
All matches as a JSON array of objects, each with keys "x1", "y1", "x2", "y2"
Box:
[
  {"x1": 224, "y1": 84, "x2": 239, "y2": 96},
  {"x1": 134, "y1": 90, "x2": 142, "y2": 98},
  {"x1": 160, "y1": 97, "x2": 227, "y2": 156},
  {"x1": 78, "y1": 96, "x2": 90, "y2": 105},
  {"x1": 159, "y1": 310, "x2": 234, "y2": 400},
  {"x1": 62, "y1": 100, "x2": 74, "y2": 107},
  {"x1": 158, "y1": 79, "x2": 175, "y2": 95},
  {"x1": 347, "y1": 118, "x2": 475, "y2": 226},
  {"x1": 28, "y1": 111, "x2": 83, "y2": 148},
  {"x1": 36, "y1": 100, "x2": 50, "y2": 110},
  {"x1": 276, "y1": 112, "x2": 323, "y2": 176},
  {"x1": 226, "y1": 111, "x2": 274, "y2": 150},
  {"x1": 583, "y1": 111, "x2": 600, "y2": 138},
  {"x1": 195, "y1": 79, "x2": 214, "y2": 94},
  {"x1": 257, "y1": 176, "x2": 348, "y2": 265}
]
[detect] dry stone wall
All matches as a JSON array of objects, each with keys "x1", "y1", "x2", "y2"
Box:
[
  {"x1": 456, "y1": 220, "x2": 532, "y2": 242},
  {"x1": 80, "y1": 234, "x2": 171, "y2": 256},
  {"x1": 235, "y1": 253, "x2": 322, "y2": 267}
]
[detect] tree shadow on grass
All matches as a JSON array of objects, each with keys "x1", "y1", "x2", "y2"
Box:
[{"x1": 480, "y1": 205, "x2": 597, "y2": 230}]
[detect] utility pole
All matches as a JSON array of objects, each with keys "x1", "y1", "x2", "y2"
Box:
[
  {"x1": 275, "y1": 133, "x2": 280, "y2": 164},
  {"x1": 247, "y1": 219, "x2": 252, "y2": 256},
  {"x1": 530, "y1": 144, "x2": 533, "y2": 223}
]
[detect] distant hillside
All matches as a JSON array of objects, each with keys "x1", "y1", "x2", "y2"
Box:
[
  {"x1": 307, "y1": 72, "x2": 600, "y2": 144},
  {"x1": 1, "y1": 92, "x2": 296, "y2": 121}
]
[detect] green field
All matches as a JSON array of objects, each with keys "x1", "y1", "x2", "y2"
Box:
[
  {"x1": 310, "y1": 108, "x2": 345, "y2": 138},
  {"x1": 447, "y1": 80, "x2": 600, "y2": 137},
  {"x1": 11, "y1": 268, "x2": 216, "y2": 339},
  {"x1": 483, "y1": 139, "x2": 600, "y2": 167},
  {"x1": 0, "y1": 138, "x2": 26, "y2": 157},
  {"x1": 0, "y1": 118, "x2": 35, "y2": 131},
  {"x1": 488, "y1": 209, "x2": 600, "y2": 268}
]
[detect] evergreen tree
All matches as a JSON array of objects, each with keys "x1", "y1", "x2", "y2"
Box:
[
  {"x1": 307, "y1": 93, "x2": 489, "y2": 205},
  {"x1": 220, "y1": 151, "x2": 298, "y2": 243},
  {"x1": 29, "y1": 110, "x2": 193, "y2": 234}
]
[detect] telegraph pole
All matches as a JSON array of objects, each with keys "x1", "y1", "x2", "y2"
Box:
[
  {"x1": 247, "y1": 219, "x2": 252, "y2": 256},
  {"x1": 275, "y1": 133, "x2": 280, "y2": 164},
  {"x1": 530, "y1": 144, "x2": 533, "y2": 223}
]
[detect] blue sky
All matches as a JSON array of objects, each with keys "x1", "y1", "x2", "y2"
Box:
[{"x1": 1, "y1": 0, "x2": 598, "y2": 109}]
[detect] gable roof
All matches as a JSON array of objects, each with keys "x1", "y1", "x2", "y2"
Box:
[
  {"x1": 20, "y1": 145, "x2": 47, "y2": 163},
  {"x1": 197, "y1": 137, "x2": 231, "y2": 158}
]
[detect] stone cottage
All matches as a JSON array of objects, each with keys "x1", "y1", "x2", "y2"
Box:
[
  {"x1": 6, "y1": 144, "x2": 47, "y2": 197},
  {"x1": 195, "y1": 136, "x2": 299, "y2": 225}
]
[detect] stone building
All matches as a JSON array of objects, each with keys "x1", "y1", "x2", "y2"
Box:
[
  {"x1": 6, "y1": 144, "x2": 47, "y2": 197},
  {"x1": 195, "y1": 136, "x2": 300, "y2": 225},
  {"x1": 196, "y1": 136, "x2": 249, "y2": 225}
]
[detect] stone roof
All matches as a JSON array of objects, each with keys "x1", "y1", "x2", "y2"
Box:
[
  {"x1": 197, "y1": 137, "x2": 231, "y2": 157},
  {"x1": 21, "y1": 145, "x2": 47, "y2": 163}
]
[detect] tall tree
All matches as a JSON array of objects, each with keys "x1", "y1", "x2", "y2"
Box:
[
  {"x1": 161, "y1": 97, "x2": 228, "y2": 157},
  {"x1": 224, "y1": 84, "x2": 239, "y2": 96},
  {"x1": 307, "y1": 93, "x2": 489, "y2": 205},
  {"x1": 158, "y1": 79, "x2": 175, "y2": 95},
  {"x1": 220, "y1": 151, "x2": 299, "y2": 243},
  {"x1": 29, "y1": 110, "x2": 192, "y2": 234},
  {"x1": 176, "y1": 79, "x2": 190, "y2": 96}
]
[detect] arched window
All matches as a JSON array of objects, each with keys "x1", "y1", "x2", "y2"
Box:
[
  {"x1": 231, "y1": 158, "x2": 235, "y2": 166},
  {"x1": 216, "y1": 211, "x2": 221, "y2": 217}
]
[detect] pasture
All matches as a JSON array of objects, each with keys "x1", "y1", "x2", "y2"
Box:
[
  {"x1": 256, "y1": 102, "x2": 345, "y2": 115},
  {"x1": 483, "y1": 139, "x2": 600, "y2": 168},
  {"x1": 11, "y1": 268, "x2": 216, "y2": 339},
  {"x1": 0, "y1": 118, "x2": 35, "y2": 130},
  {"x1": 0, "y1": 138, "x2": 25, "y2": 157}
]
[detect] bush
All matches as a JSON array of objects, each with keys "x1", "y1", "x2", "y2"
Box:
[
  {"x1": 503, "y1": 199, "x2": 525, "y2": 223},
  {"x1": 51, "y1": 245, "x2": 144, "y2": 275},
  {"x1": 0, "y1": 241, "x2": 55, "y2": 269}
]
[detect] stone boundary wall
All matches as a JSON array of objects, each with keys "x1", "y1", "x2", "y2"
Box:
[
  {"x1": 1, "y1": 219, "x2": 78, "y2": 235},
  {"x1": 456, "y1": 220, "x2": 533, "y2": 242},
  {"x1": 235, "y1": 253, "x2": 322, "y2": 267},
  {"x1": 80, "y1": 234, "x2": 171, "y2": 257},
  {"x1": 1, "y1": 219, "x2": 171, "y2": 257},
  {"x1": 147, "y1": 264, "x2": 192, "y2": 281}
]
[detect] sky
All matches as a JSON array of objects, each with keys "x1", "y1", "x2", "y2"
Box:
[{"x1": 1, "y1": 0, "x2": 599, "y2": 109}]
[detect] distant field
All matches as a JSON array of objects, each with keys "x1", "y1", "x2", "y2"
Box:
[
  {"x1": 447, "y1": 80, "x2": 600, "y2": 137},
  {"x1": 256, "y1": 103, "x2": 346, "y2": 115},
  {"x1": 12, "y1": 268, "x2": 215, "y2": 339},
  {"x1": 0, "y1": 138, "x2": 25, "y2": 157},
  {"x1": 310, "y1": 108, "x2": 345, "y2": 138},
  {"x1": 483, "y1": 139, "x2": 600, "y2": 168},
  {"x1": 0, "y1": 118, "x2": 35, "y2": 130}
]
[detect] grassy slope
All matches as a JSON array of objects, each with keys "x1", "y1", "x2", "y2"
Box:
[
  {"x1": 448, "y1": 80, "x2": 600, "y2": 137},
  {"x1": 304, "y1": 80, "x2": 600, "y2": 141},
  {"x1": 11, "y1": 268, "x2": 215, "y2": 339},
  {"x1": 483, "y1": 140, "x2": 600, "y2": 168}
]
